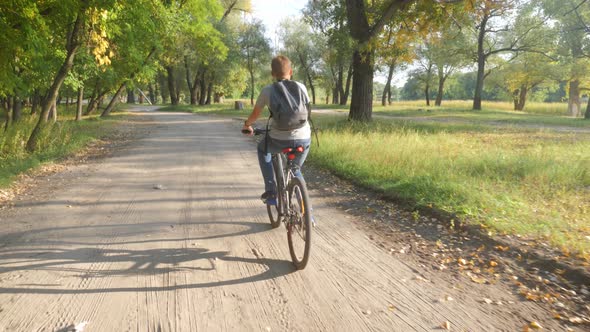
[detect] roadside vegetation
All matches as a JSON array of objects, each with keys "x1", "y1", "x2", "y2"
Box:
[
  {"x1": 0, "y1": 107, "x2": 125, "y2": 188},
  {"x1": 309, "y1": 116, "x2": 590, "y2": 259}
]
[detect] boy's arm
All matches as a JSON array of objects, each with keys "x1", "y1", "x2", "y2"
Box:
[{"x1": 242, "y1": 105, "x2": 263, "y2": 134}]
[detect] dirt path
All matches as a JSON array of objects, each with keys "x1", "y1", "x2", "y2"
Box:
[
  {"x1": 0, "y1": 108, "x2": 580, "y2": 331},
  {"x1": 313, "y1": 109, "x2": 590, "y2": 133}
]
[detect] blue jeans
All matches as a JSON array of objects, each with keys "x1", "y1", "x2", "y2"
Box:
[{"x1": 257, "y1": 136, "x2": 311, "y2": 194}]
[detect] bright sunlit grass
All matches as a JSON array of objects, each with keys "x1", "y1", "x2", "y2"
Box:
[{"x1": 308, "y1": 116, "x2": 590, "y2": 258}]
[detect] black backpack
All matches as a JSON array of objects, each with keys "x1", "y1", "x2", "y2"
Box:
[{"x1": 269, "y1": 80, "x2": 310, "y2": 131}]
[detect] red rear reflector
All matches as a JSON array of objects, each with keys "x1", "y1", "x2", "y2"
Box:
[
  {"x1": 282, "y1": 148, "x2": 293, "y2": 153},
  {"x1": 296, "y1": 146, "x2": 304, "y2": 153},
  {"x1": 287, "y1": 154, "x2": 296, "y2": 160}
]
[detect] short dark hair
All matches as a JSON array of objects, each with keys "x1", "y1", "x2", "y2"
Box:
[{"x1": 271, "y1": 55, "x2": 291, "y2": 78}]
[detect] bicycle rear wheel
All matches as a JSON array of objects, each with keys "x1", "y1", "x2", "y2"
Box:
[
  {"x1": 287, "y1": 176, "x2": 312, "y2": 269},
  {"x1": 267, "y1": 156, "x2": 283, "y2": 229}
]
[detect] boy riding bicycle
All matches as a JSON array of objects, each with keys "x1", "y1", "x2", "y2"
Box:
[{"x1": 242, "y1": 55, "x2": 312, "y2": 206}]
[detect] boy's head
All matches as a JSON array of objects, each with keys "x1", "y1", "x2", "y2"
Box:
[{"x1": 271, "y1": 55, "x2": 293, "y2": 80}]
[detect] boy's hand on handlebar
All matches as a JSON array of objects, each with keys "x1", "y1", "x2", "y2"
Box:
[{"x1": 242, "y1": 124, "x2": 254, "y2": 136}]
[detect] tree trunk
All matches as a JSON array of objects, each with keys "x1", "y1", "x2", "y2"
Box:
[
  {"x1": 330, "y1": 66, "x2": 338, "y2": 104},
  {"x1": 185, "y1": 57, "x2": 200, "y2": 105},
  {"x1": 568, "y1": 79, "x2": 581, "y2": 117},
  {"x1": 473, "y1": 15, "x2": 489, "y2": 111},
  {"x1": 1, "y1": 97, "x2": 7, "y2": 113},
  {"x1": 205, "y1": 83, "x2": 212, "y2": 105},
  {"x1": 13, "y1": 95, "x2": 22, "y2": 122},
  {"x1": 305, "y1": 71, "x2": 316, "y2": 105},
  {"x1": 348, "y1": 49, "x2": 373, "y2": 121},
  {"x1": 31, "y1": 90, "x2": 40, "y2": 115},
  {"x1": 585, "y1": 96, "x2": 590, "y2": 119},
  {"x1": 335, "y1": 65, "x2": 342, "y2": 104},
  {"x1": 158, "y1": 73, "x2": 168, "y2": 104},
  {"x1": 4, "y1": 97, "x2": 12, "y2": 131},
  {"x1": 48, "y1": 100, "x2": 57, "y2": 122},
  {"x1": 387, "y1": 88, "x2": 392, "y2": 105},
  {"x1": 249, "y1": 69, "x2": 255, "y2": 106},
  {"x1": 27, "y1": 9, "x2": 85, "y2": 151},
  {"x1": 199, "y1": 71, "x2": 207, "y2": 105},
  {"x1": 512, "y1": 89, "x2": 519, "y2": 110},
  {"x1": 332, "y1": 87, "x2": 339, "y2": 104},
  {"x1": 76, "y1": 86, "x2": 84, "y2": 121},
  {"x1": 127, "y1": 88, "x2": 135, "y2": 104},
  {"x1": 85, "y1": 91, "x2": 107, "y2": 115},
  {"x1": 149, "y1": 84, "x2": 156, "y2": 105},
  {"x1": 166, "y1": 66, "x2": 178, "y2": 105},
  {"x1": 185, "y1": 56, "x2": 193, "y2": 104},
  {"x1": 101, "y1": 83, "x2": 126, "y2": 117},
  {"x1": 190, "y1": 80, "x2": 199, "y2": 105},
  {"x1": 341, "y1": 61, "x2": 353, "y2": 105},
  {"x1": 425, "y1": 86, "x2": 430, "y2": 106},
  {"x1": 435, "y1": 67, "x2": 447, "y2": 107},
  {"x1": 514, "y1": 85, "x2": 528, "y2": 111},
  {"x1": 382, "y1": 61, "x2": 395, "y2": 106}
]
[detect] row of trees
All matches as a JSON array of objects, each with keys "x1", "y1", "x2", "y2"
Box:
[
  {"x1": 0, "y1": 0, "x2": 278, "y2": 151},
  {"x1": 273, "y1": 0, "x2": 590, "y2": 119},
  {"x1": 1, "y1": 0, "x2": 589, "y2": 144}
]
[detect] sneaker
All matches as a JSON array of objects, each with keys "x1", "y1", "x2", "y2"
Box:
[{"x1": 260, "y1": 191, "x2": 277, "y2": 206}]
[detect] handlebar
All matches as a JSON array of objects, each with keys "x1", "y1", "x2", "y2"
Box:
[{"x1": 241, "y1": 128, "x2": 267, "y2": 136}]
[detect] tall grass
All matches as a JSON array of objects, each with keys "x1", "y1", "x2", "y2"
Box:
[
  {"x1": 0, "y1": 107, "x2": 124, "y2": 187},
  {"x1": 309, "y1": 117, "x2": 590, "y2": 257}
]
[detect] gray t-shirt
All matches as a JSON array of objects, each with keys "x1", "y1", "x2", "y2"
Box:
[{"x1": 255, "y1": 81, "x2": 311, "y2": 140}]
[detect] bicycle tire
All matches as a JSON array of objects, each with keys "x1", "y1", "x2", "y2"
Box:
[
  {"x1": 287, "y1": 176, "x2": 312, "y2": 269},
  {"x1": 267, "y1": 156, "x2": 283, "y2": 228}
]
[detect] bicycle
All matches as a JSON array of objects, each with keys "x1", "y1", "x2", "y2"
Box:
[{"x1": 242, "y1": 128, "x2": 312, "y2": 270}]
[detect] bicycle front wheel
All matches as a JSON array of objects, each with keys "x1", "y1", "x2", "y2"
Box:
[{"x1": 287, "y1": 176, "x2": 312, "y2": 270}]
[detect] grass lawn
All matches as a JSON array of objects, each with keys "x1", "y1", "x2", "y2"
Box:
[
  {"x1": 0, "y1": 106, "x2": 127, "y2": 188},
  {"x1": 315, "y1": 100, "x2": 590, "y2": 128},
  {"x1": 310, "y1": 116, "x2": 590, "y2": 259},
  {"x1": 157, "y1": 101, "x2": 590, "y2": 258}
]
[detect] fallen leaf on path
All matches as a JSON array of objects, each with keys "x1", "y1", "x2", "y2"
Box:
[
  {"x1": 441, "y1": 321, "x2": 451, "y2": 330},
  {"x1": 568, "y1": 317, "x2": 583, "y2": 324},
  {"x1": 413, "y1": 275, "x2": 429, "y2": 282},
  {"x1": 470, "y1": 276, "x2": 487, "y2": 284},
  {"x1": 457, "y1": 258, "x2": 467, "y2": 265},
  {"x1": 494, "y1": 245, "x2": 509, "y2": 252},
  {"x1": 482, "y1": 298, "x2": 493, "y2": 304},
  {"x1": 529, "y1": 321, "x2": 542, "y2": 329},
  {"x1": 387, "y1": 304, "x2": 395, "y2": 311},
  {"x1": 489, "y1": 261, "x2": 498, "y2": 267}
]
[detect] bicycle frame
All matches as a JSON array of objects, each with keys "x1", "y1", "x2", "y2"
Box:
[{"x1": 272, "y1": 152, "x2": 301, "y2": 221}]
